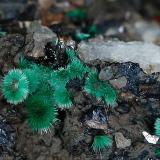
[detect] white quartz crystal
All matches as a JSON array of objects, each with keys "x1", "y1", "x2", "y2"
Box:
[
  {"x1": 78, "y1": 41, "x2": 160, "y2": 73},
  {"x1": 142, "y1": 131, "x2": 159, "y2": 144}
]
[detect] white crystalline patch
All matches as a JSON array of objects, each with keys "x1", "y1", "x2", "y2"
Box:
[
  {"x1": 142, "y1": 131, "x2": 159, "y2": 144},
  {"x1": 78, "y1": 41, "x2": 160, "y2": 74}
]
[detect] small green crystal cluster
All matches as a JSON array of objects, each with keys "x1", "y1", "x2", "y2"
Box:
[
  {"x1": 85, "y1": 71, "x2": 117, "y2": 106},
  {"x1": 1, "y1": 46, "x2": 117, "y2": 150},
  {"x1": 155, "y1": 118, "x2": 160, "y2": 137},
  {"x1": 0, "y1": 28, "x2": 6, "y2": 38},
  {"x1": 66, "y1": 9, "x2": 97, "y2": 41},
  {"x1": 154, "y1": 118, "x2": 160, "y2": 158},
  {"x1": 92, "y1": 135, "x2": 112, "y2": 152},
  {"x1": 66, "y1": 9, "x2": 87, "y2": 23},
  {"x1": 155, "y1": 148, "x2": 160, "y2": 158}
]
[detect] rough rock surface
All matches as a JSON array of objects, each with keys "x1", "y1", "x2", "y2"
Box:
[
  {"x1": 115, "y1": 132, "x2": 131, "y2": 149},
  {"x1": 78, "y1": 41, "x2": 160, "y2": 73},
  {"x1": 25, "y1": 22, "x2": 57, "y2": 58},
  {"x1": 109, "y1": 76, "x2": 127, "y2": 89},
  {"x1": 0, "y1": 21, "x2": 160, "y2": 159},
  {"x1": 0, "y1": 34, "x2": 25, "y2": 73}
]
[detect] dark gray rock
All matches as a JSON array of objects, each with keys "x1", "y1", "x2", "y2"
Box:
[
  {"x1": 99, "y1": 66, "x2": 114, "y2": 81},
  {"x1": 0, "y1": 122, "x2": 15, "y2": 151},
  {"x1": 115, "y1": 102, "x2": 130, "y2": 114},
  {"x1": 109, "y1": 76, "x2": 127, "y2": 89}
]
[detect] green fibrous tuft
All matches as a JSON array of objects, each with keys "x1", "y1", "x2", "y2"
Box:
[
  {"x1": 50, "y1": 68, "x2": 70, "y2": 89},
  {"x1": 92, "y1": 135, "x2": 112, "y2": 152},
  {"x1": 23, "y1": 69, "x2": 40, "y2": 94},
  {"x1": 2, "y1": 69, "x2": 29, "y2": 104},
  {"x1": 104, "y1": 84, "x2": 117, "y2": 106},
  {"x1": 19, "y1": 56, "x2": 32, "y2": 69},
  {"x1": 84, "y1": 71, "x2": 106, "y2": 100},
  {"x1": 36, "y1": 82, "x2": 54, "y2": 98},
  {"x1": 67, "y1": 59, "x2": 89, "y2": 80},
  {"x1": 155, "y1": 118, "x2": 160, "y2": 136},
  {"x1": 66, "y1": 48, "x2": 77, "y2": 61},
  {"x1": 88, "y1": 24, "x2": 97, "y2": 37},
  {"x1": 155, "y1": 148, "x2": 160, "y2": 158},
  {"x1": 84, "y1": 71, "x2": 117, "y2": 106},
  {"x1": 30, "y1": 64, "x2": 53, "y2": 82},
  {"x1": 26, "y1": 95, "x2": 57, "y2": 132},
  {"x1": 54, "y1": 88, "x2": 72, "y2": 109},
  {"x1": 0, "y1": 31, "x2": 6, "y2": 38}
]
